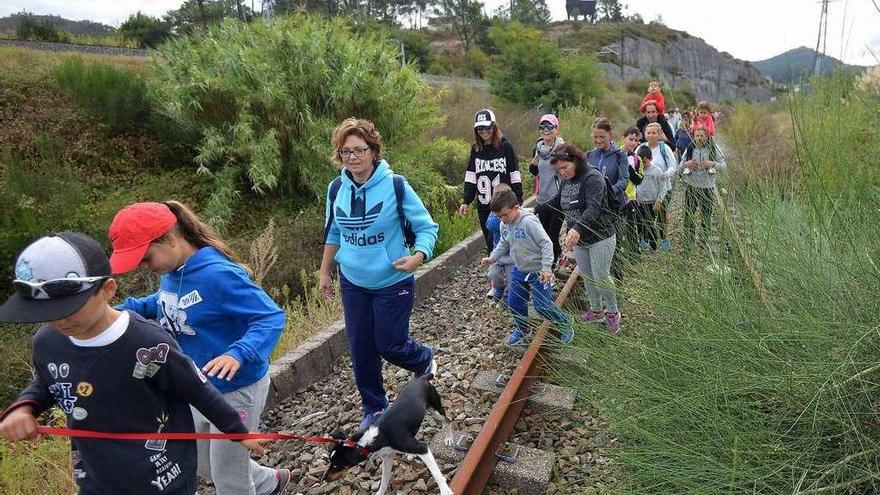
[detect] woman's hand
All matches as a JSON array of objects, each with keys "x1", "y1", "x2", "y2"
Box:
[
  {"x1": 457, "y1": 204, "x2": 469, "y2": 216},
  {"x1": 685, "y1": 159, "x2": 698, "y2": 170},
  {"x1": 702, "y1": 160, "x2": 715, "y2": 169},
  {"x1": 319, "y1": 272, "x2": 334, "y2": 300},
  {"x1": 393, "y1": 252, "x2": 425, "y2": 273},
  {"x1": 0, "y1": 406, "x2": 38, "y2": 441},
  {"x1": 240, "y1": 438, "x2": 272, "y2": 455},
  {"x1": 563, "y1": 228, "x2": 580, "y2": 248},
  {"x1": 203, "y1": 354, "x2": 241, "y2": 381}
]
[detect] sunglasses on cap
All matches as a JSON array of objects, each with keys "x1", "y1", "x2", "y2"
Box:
[
  {"x1": 476, "y1": 125, "x2": 494, "y2": 133},
  {"x1": 13, "y1": 276, "x2": 108, "y2": 300},
  {"x1": 539, "y1": 123, "x2": 557, "y2": 132}
]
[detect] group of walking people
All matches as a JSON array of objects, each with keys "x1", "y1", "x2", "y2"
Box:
[{"x1": 0, "y1": 89, "x2": 724, "y2": 493}]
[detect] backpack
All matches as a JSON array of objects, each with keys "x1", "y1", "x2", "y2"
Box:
[
  {"x1": 323, "y1": 175, "x2": 416, "y2": 248},
  {"x1": 578, "y1": 168, "x2": 622, "y2": 213}
]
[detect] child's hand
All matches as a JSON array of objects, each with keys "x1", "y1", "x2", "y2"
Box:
[
  {"x1": 480, "y1": 257, "x2": 492, "y2": 267},
  {"x1": 457, "y1": 204, "x2": 469, "y2": 216},
  {"x1": 240, "y1": 438, "x2": 272, "y2": 456},
  {"x1": 653, "y1": 202, "x2": 662, "y2": 213},
  {"x1": 702, "y1": 160, "x2": 715, "y2": 169},
  {"x1": 539, "y1": 271, "x2": 553, "y2": 284},
  {"x1": 557, "y1": 254, "x2": 571, "y2": 269},
  {"x1": 0, "y1": 406, "x2": 38, "y2": 442},
  {"x1": 563, "y1": 229, "x2": 580, "y2": 248},
  {"x1": 686, "y1": 160, "x2": 698, "y2": 170}
]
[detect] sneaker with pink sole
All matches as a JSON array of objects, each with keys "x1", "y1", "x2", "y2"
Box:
[
  {"x1": 605, "y1": 312, "x2": 621, "y2": 334},
  {"x1": 579, "y1": 309, "x2": 605, "y2": 323}
]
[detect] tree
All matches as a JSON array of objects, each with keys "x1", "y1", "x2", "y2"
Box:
[
  {"x1": 15, "y1": 17, "x2": 66, "y2": 42},
  {"x1": 597, "y1": 0, "x2": 624, "y2": 22},
  {"x1": 486, "y1": 22, "x2": 602, "y2": 108},
  {"x1": 119, "y1": 12, "x2": 172, "y2": 48},
  {"x1": 151, "y1": 15, "x2": 440, "y2": 230},
  {"x1": 432, "y1": 0, "x2": 486, "y2": 51},
  {"x1": 503, "y1": 0, "x2": 551, "y2": 27},
  {"x1": 164, "y1": 0, "x2": 251, "y2": 34}
]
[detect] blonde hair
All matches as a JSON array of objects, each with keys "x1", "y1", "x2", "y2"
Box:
[
  {"x1": 645, "y1": 122, "x2": 662, "y2": 134},
  {"x1": 161, "y1": 201, "x2": 253, "y2": 277},
  {"x1": 330, "y1": 118, "x2": 383, "y2": 165}
]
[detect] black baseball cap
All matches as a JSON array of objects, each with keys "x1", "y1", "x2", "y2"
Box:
[
  {"x1": 0, "y1": 232, "x2": 112, "y2": 323},
  {"x1": 474, "y1": 108, "x2": 496, "y2": 130}
]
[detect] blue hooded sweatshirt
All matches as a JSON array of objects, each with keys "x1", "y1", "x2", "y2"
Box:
[
  {"x1": 586, "y1": 143, "x2": 630, "y2": 209},
  {"x1": 118, "y1": 247, "x2": 285, "y2": 393},
  {"x1": 325, "y1": 160, "x2": 439, "y2": 290}
]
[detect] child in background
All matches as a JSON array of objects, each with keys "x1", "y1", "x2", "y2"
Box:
[
  {"x1": 679, "y1": 125, "x2": 726, "y2": 248},
  {"x1": 485, "y1": 183, "x2": 514, "y2": 303},
  {"x1": 481, "y1": 188, "x2": 572, "y2": 346},
  {"x1": 0, "y1": 232, "x2": 270, "y2": 495},
  {"x1": 631, "y1": 147, "x2": 668, "y2": 252},
  {"x1": 619, "y1": 127, "x2": 643, "y2": 262},
  {"x1": 640, "y1": 80, "x2": 666, "y2": 116},
  {"x1": 690, "y1": 101, "x2": 716, "y2": 138},
  {"x1": 674, "y1": 114, "x2": 693, "y2": 162}
]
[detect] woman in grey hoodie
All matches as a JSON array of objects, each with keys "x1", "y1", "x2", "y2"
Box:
[
  {"x1": 549, "y1": 143, "x2": 622, "y2": 334},
  {"x1": 529, "y1": 114, "x2": 565, "y2": 265}
]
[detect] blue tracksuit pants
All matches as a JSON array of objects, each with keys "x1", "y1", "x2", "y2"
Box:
[
  {"x1": 340, "y1": 274, "x2": 433, "y2": 416},
  {"x1": 507, "y1": 266, "x2": 571, "y2": 334}
]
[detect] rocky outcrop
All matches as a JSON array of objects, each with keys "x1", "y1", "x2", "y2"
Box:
[{"x1": 599, "y1": 34, "x2": 773, "y2": 102}]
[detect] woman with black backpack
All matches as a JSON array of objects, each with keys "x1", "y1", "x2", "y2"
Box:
[{"x1": 549, "y1": 143, "x2": 622, "y2": 335}]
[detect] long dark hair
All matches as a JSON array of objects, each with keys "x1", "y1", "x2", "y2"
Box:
[
  {"x1": 474, "y1": 124, "x2": 503, "y2": 152},
  {"x1": 162, "y1": 201, "x2": 253, "y2": 277}
]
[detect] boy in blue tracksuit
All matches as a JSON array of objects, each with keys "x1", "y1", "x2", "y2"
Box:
[
  {"x1": 318, "y1": 118, "x2": 440, "y2": 431},
  {"x1": 481, "y1": 188, "x2": 572, "y2": 346},
  {"x1": 110, "y1": 201, "x2": 290, "y2": 495}
]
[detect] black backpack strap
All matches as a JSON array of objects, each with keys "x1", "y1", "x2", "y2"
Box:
[
  {"x1": 322, "y1": 177, "x2": 343, "y2": 244},
  {"x1": 392, "y1": 175, "x2": 413, "y2": 248}
]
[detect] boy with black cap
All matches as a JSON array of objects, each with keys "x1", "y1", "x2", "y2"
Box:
[{"x1": 0, "y1": 232, "x2": 272, "y2": 495}]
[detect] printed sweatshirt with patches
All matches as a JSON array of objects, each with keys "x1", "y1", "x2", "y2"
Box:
[
  {"x1": 488, "y1": 208, "x2": 553, "y2": 273},
  {"x1": 463, "y1": 137, "x2": 524, "y2": 210},
  {"x1": 2, "y1": 311, "x2": 247, "y2": 495},
  {"x1": 118, "y1": 247, "x2": 285, "y2": 394},
  {"x1": 323, "y1": 160, "x2": 439, "y2": 289}
]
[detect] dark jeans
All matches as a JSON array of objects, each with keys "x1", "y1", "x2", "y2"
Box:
[
  {"x1": 683, "y1": 185, "x2": 716, "y2": 248},
  {"x1": 477, "y1": 207, "x2": 492, "y2": 255},
  {"x1": 535, "y1": 202, "x2": 563, "y2": 264},
  {"x1": 634, "y1": 201, "x2": 659, "y2": 250},
  {"x1": 656, "y1": 187, "x2": 671, "y2": 239}
]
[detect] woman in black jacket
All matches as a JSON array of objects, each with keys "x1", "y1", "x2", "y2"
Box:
[{"x1": 549, "y1": 143, "x2": 622, "y2": 334}]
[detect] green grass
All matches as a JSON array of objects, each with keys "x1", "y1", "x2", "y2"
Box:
[{"x1": 554, "y1": 73, "x2": 880, "y2": 494}]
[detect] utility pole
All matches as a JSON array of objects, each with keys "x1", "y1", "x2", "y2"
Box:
[
  {"x1": 619, "y1": 29, "x2": 624, "y2": 80},
  {"x1": 813, "y1": 0, "x2": 829, "y2": 75}
]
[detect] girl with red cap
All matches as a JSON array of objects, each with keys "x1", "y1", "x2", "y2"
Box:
[{"x1": 108, "y1": 201, "x2": 290, "y2": 495}]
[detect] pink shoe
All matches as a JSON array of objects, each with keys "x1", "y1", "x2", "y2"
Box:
[
  {"x1": 579, "y1": 309, "x2": 605, "y2": 323},
  {"x1": 606, "y1": 312, "x2": 621, "y2": 334}
]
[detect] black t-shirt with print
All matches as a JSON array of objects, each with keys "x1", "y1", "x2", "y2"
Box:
[{"x1": 5, "y1": 311, "x2": 247, "y2": 495}]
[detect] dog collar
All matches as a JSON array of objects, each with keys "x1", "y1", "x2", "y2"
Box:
[{"x1": 343, "y1": 437, "x2": 372, "y2": 456}]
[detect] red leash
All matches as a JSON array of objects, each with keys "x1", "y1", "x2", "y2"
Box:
[{"x1": 36, "y1": 426, "x2": 340, "y2": 444}]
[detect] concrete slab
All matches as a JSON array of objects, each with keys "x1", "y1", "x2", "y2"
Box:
[
  {"x1": 430, "y1": 430, "x2": 554, "y2": 495},
  {"x1": 470, "y1": 370, "x2": 575, "y2": 412}
]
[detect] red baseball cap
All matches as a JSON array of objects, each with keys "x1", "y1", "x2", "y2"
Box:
[{"x1": 108, "y1": 202, "x2": 177, "y2": 274}]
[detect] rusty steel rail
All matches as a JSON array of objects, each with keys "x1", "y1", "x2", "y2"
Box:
[{"x1": 450, "y1": 267, "x2": 581, "y2": 495}]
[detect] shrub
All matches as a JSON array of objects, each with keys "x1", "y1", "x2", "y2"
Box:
[
  {"x1": 53, "y1": 58, "x2": 151, "y2": 133},
  {"x1": 486, "y1": 22, "x2": 603, "y2": 109},
  {"x1": 150, "y1": 14, "x2": 441, "y2": 231},
  {"x1": 15, "y1": 17, "x2": 68, "y2": 43},
  {"x1": 119, "y1": 12, "x2": 172, "y2": 49}
]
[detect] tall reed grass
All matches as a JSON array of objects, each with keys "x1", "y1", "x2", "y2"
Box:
[{"x1": 558, "y1": 73, "x2": 880, "y2": 493}]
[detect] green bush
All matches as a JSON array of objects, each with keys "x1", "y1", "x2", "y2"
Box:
[
  {"x1": 15, "y1": 17, "x2": 68, "y2": 43},
  {"x1": 560, "y1": 73, "x2": 880, "y2": 494},
  {"x1": 486, "y1": 22, "x2": 603, "y2": 108},
  {"x1": 119, "y1": 11, "x2": 171, "y2": 49},
  {"x1": 150, "y1": 14, "x2": 441, "y2": 231},
  {"x1": 53, "y1": 58, "x2": 151, "y2": 133}
]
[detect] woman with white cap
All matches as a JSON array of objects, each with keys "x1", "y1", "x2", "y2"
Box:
[
  {"x1": 458, "y1": 108, "x2": 524, "y2": 253},
  {"x1": 529, "y1": 113, "x2": 565, "y2": 265}
]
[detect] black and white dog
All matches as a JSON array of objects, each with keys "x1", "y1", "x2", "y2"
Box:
[{"x1": 324, "y1": 373, "x2": 454, "y2": 495}]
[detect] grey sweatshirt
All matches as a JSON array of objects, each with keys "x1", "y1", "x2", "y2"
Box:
[
  {"x1": 489, "y1": 208, "x2": 554, "y2": 273},
  {"x1": 635, "y1": 164, "x2": 668, "y2": 203},
  {"x1": 532, "y1": 137, "x2": 565, "y2": 205},
  {"x1": 679, "y1": 142, "x2": 727, "y2": 189}
]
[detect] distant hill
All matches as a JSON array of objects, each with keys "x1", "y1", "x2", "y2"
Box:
[
  {"x1": 753, "y1": 46, "x2": 866, "y2": 84},
  {"x1": 0, "y1": 13, "x2": 114, "y2": 36}
]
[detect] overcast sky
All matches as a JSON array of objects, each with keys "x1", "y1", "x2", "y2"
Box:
[{"x1": 1, "y1": 0, "x2": 878, "y2": 65}]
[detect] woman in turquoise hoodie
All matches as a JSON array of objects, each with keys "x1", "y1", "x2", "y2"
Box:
[
  {"x1": 109, "y1": 201, "x2": 290, "y2": 495},
  {"x1": 318, "y1": 117, "x2": 439, "y2": 431}
]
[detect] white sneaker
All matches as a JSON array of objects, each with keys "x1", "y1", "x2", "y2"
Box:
[
  {"x1": 486, "y1": 288, "x2": 496, "y2": 298},
  {"x1": 708, "y1": 167, "x2": 716, "y2": 174},
  {"x1": 682, "y1": 168, "x2": 691, "y2": 175}
]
